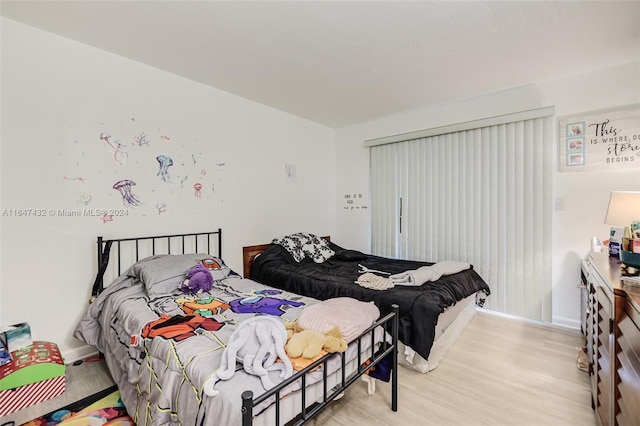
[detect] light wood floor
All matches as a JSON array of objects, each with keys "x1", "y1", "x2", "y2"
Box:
[
  {"x1": 311, "y1": 312, "x2": 596, "y2": 426},
  {"x1": 3, "y1": 311, "x2": 596, "y2": 426}
]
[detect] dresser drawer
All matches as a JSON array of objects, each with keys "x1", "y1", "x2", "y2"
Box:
[{"x1": 616, "y1": 309, "x2": 640, "y2": 426}]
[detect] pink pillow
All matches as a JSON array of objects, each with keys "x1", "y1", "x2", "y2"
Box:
[{"x1": 297, "y1": 297, "x2": 380, "y2": 342}]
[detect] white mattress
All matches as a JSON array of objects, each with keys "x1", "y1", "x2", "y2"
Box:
[{"x1": 398, "y1": 293, "x2": 478, "y2": 373}]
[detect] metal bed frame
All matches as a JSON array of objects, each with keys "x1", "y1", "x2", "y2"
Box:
[
  {"x1": 91, "y1": 229, "x2": 222, "y2": 301},
  {"x1": 90, "y1": 229, "x2": 398, "y2": 425},
  {"x1": 242, "y1": 305, "x2": 398, "y2": 425}
]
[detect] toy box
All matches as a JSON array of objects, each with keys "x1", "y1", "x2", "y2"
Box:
[
  {"x1": 0, "y1": 374, "x2": 65, "y2": 416},
  {"x1": 0, "y1": 341, "x2": 65, "y2": 390},
  {"x1": 0, "y1": 341, "x2": 65, "y2": 415}
]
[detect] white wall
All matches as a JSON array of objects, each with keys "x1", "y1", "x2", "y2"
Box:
[
  {"x1": 335, "y1": 61, "x2": 640, "y2": 330},
  {"x1": 0, "y1": 18, "x2": 336, "y2": 361}
]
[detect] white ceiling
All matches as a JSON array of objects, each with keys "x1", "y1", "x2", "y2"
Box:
[{"x1": 2, "y1": 1, "x2": 639, "y2": 128}]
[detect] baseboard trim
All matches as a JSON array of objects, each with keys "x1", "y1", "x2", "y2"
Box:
[
  {"x1": 551, "y1": 316, "x2": 582, "y2": 331},
  {"x1": 477, "y1": 308, "x2": 582, "y2": 334},
  {"x1": 62, "y1": 345, "x2": 99, "y2": 364}
]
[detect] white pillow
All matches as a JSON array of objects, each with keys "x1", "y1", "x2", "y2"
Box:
[{"x1": 297, "y1": 297, "x2": 380, "y2": 342}]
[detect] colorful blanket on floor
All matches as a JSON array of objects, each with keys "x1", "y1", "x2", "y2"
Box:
[{"x1": 22, "y1": 385, "x2": 133, "y2": 426}]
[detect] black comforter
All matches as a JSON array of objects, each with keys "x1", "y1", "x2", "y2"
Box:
[{"x1": 250, "y1": 242, "x2": 491, "y2": 361}]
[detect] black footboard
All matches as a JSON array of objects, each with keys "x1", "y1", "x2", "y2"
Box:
[{"x1": 241, "y1": 304, "x2": 399, "y2": 425}]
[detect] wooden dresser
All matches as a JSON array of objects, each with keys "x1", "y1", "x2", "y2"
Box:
[{"x1": 585, "y1": 251, "x2": 640, "y2": 426}]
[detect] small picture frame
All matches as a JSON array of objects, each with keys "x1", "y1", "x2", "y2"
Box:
[
  {"x1": 567, "y1": 122, "x2": 585, "y2": 136},
  {"x1": 567, "y1": 137, "x2": 584, "y2": 151},
  {"x1": 567, "y1": 152, "x2": 585, "y2": 166}
]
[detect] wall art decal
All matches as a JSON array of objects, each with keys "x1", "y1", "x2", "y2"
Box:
[
  {"x1": 284, "y1": 163, "x2": 297, "y2": 183},
  {"x1": 113, "y1": 179, "x2": 142, "y2": 207},
  {"x1": 193, "y1": 182, "x2": 202, "y2": 198},
  {"x1": 76, "y1": 193, "x2": 93, "y2": 206},
  {"x1": 133, "y1": 132, "x2": 150, "y2": 146},
  {"x1": 53, "y1": 116, "x2": 234, "y2": 219},
  {"x1": 343, "y1": 193, "x2": 368, "y2": 211},
  {"x1": 156, "y1": 155, "x2": 173, "y2": 182},
  {"x1": 100, "y1": 132, "x2": 128, "y2": 165},
  {"x1": 100, "y1": 213, "x2": 114, "y2": 223},
  {"x1": 63, "y1": 176, "x2": 87, "y2": 183}
]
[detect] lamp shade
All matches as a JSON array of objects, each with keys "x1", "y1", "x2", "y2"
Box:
[{"x1": 604, "y1": 191, "x2": 640, "y2": 227}]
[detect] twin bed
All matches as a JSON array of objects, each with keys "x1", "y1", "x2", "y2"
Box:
[{"x1": 74, "y1": 230, "x2": 398, "y2": 425}]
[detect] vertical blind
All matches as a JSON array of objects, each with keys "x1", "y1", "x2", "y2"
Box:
[{"x1": 369, "y1": 109, "x2": 554, "y2": 322}]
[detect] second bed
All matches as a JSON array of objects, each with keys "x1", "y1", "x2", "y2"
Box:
[{"x1": 243, "y1": 234, "x2": 491, "y2": 373}]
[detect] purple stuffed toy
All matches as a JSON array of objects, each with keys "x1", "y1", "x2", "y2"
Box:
[{"x1": 180, "y1": 264, "x2": 213, "y2": 293}]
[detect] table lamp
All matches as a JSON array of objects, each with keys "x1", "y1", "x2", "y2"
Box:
[{"x1": 605, "y1": 191, "x2": 640, "y2": 266}]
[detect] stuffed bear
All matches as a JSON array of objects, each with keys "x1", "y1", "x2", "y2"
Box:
[
  {"x1": 179, "y1": 264, "x2": 213, "y2": 293},
  {"x1": 285, "y1": 320, "x2": 305, "y2": 339},
  {"x1": 285, "y1": 321, "x2": 347, "y2": 359}
]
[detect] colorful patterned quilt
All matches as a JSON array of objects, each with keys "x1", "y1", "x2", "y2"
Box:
[{"x1": 74, "y1": 255, "x2": 375, "y2": 425}]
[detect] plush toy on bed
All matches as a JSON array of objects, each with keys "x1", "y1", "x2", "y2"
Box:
[
  {"x1": 179, "y1": 264, "x2": 213, "y2": 293},
  {"x1": 203, "y1": 316, "x2": 293, "y2": 397},
  {"x1": 285, "y1": 321, "x2": 347, "y2": 359}
]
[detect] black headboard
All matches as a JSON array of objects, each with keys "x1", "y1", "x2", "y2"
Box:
[{"x1": 91, "y1": 229, "x2": 222, "y2": 302}]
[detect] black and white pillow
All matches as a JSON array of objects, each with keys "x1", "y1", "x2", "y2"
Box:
[
  {"x1": 272, "y1": 233, "x2": 306, "y2": 262},
  {"x1": 301, "y1": 233, "x2": 334, "y2": 263},
  {"x1": 273, "y1": 232, "x2": 334, "y2": 263}
]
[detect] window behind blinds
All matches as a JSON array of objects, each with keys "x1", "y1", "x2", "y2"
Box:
[{"x1": 369, "y1": 108, "x2": 554, "y2": 322}]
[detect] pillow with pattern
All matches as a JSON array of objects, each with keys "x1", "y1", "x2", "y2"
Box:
[
  {"x1": 272, "y1": 232, "x2": 334, "y2": 263},
  {"x1": 272, "y1": 233, "x2": 306, "y2": 262},
  {"x1": 301, "y1": 234, "x2": 334, "y2": 263}
]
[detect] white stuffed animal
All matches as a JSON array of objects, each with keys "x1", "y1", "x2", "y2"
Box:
[{"x1": 203, "y1": 316, "x2": 292, "y2": 397}]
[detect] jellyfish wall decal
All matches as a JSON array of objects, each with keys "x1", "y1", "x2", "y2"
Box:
[
  {"x1": 194, "y1": 182, "x2": 202, "y2": 198},
  {"x1": 100, "y1": 131, "x2": 128, "y2": 165},
  {"x1": 113, "y1": 179, "x2": 142, "y2": 207},
  {"x1": 156, "y1": 155, "x2": 173, "y2": 182}
]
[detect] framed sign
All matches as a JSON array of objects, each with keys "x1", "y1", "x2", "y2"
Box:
[{"x1": 558, "y1": 104, "x2": 640, "y2": 172}]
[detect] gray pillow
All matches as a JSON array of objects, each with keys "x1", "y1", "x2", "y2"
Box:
[{"x1": 129, "y1": 254, "x2": 229, "y2": 297}]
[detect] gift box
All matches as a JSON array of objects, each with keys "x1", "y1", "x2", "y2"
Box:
[
  {"x1": 0, "y1": 341, "x2": 65, "y2": 416},
  {"x1": 0, "y1": 341, "x2": 65, "y2": 390},
  {"x1": 0, "y1": 375, "x2": 65, "y2": 416}
]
